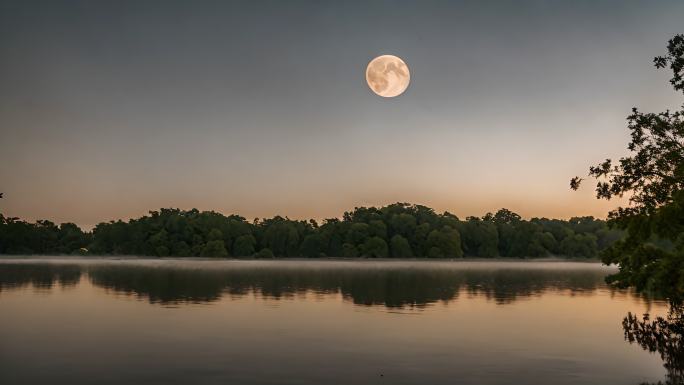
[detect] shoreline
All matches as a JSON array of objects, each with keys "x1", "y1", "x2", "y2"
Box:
[{"x1": 0, "y1": 255, "x2": 602, "y2": 263}]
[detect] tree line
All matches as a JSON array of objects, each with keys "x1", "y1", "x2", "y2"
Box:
[{"x1": 0, "y1": 204, "x2": 621, "y2": 258}]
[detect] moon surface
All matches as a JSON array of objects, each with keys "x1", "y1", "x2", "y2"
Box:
[{"x1": 366, "y1": 55, "x2": 410, "y2": 97}]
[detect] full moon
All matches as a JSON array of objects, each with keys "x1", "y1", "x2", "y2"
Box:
[{"x1": 365, "y1": 55, "x2": 410, "y2": 97}]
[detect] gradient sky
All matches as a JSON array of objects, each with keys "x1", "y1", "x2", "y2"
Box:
[{"x1": 1, "y1": 0, "x2": 683, "y2": 228}]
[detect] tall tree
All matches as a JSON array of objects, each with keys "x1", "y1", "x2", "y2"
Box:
[{"x1": 572, "y1": 34, "x2": 684, "y2": 299}]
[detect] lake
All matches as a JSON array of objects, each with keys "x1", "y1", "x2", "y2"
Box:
[{"x1": 0, "y1": 258, "x2": 670, "y2": 384}]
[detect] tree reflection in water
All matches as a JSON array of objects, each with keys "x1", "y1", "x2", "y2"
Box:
[
  {"x1": 0, "y1": 261, "x2": 611, "y2": 307},
  {"x1": 623, "y1": 305, "x2": 684, "y2": 385},
  {"x1": 85, "y1": 264, "x2": 611, "y2": 307},
  {"x1": 3, "y1": 260, "x2": 675, "y2": 382},
  {"x1": 0, "y1": 263, "x2": 81, "y2": 291}
]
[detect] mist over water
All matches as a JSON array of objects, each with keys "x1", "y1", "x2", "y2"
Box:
[{"x1": 0, "y1": 259, "x2": 670, "y2": 384}]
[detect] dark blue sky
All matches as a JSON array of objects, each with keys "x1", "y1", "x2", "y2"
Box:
[{"x1": 1, "y1": 0, "x2": 683, "y2": 226}]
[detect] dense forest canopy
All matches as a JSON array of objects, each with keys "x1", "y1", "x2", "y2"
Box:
[{"x1": 0, "y1": 204, "x2": 621, "y2": 258}]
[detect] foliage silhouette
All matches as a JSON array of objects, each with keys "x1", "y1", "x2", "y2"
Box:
[
  {"x1": 623, "y1": 306, "x2": 684, "y2": 385},
  {"x1": 0, "y1": 204, "x2": 620, "y2": 259},
  {"x1": 572, "y1": 34, "x2": 684, "y2": 300}
]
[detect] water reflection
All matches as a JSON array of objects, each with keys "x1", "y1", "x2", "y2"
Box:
[
  {"x1": 623, "y1": 306, "x2": 684, "y2": 385},
  {"x1": 0, "y1": 263, "x2": 81, "y2": 291},
  {"x1": 0, "y1": 260, "x2": 626, "y2": 307},
  {"x1": 0, "y1": 259, "x2": 671, "y2": 385}
]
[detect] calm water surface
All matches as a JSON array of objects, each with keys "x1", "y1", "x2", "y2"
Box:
[{"x1": 0, "y1": 259, "x2": 670, "y2": 384}]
